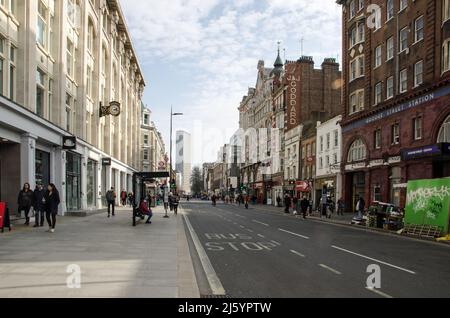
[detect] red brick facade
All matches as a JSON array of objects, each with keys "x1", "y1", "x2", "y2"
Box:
[{"x1": 338, "y1": 0, "x2": 450, "y2": 210}]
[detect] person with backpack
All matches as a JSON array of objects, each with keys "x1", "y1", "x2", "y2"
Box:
[
  {"x1": 17, "y1": 183, "x2": 34, "y2": 226},
  {"x1": 33, "y1": 183, "x2": 46, "y2": 227},
  {"x1": 106, "y1": 187, "x2": 116, "y2": 218},
  {"x1": 44, "y1": 184, "x2": 60, "y2": 233}
]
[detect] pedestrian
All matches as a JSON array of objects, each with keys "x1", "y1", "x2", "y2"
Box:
[
  {"x1": 321, "y1": 194, "x2": 328, "y2": 218},
  {"x1": 276, "y1": 195, "x2": 282, "y2": 208},
  {"x1": 337, "y1": 198, "x2": 345, "y2": 216},
  {"x1": 139, "y1": 198, "x2": 153, "y2": 224},
  {"x1": 300, "y1": 196, "x2": 309, "y2": 219},
  {"x1": 293, "y1": 196, "x2": 299, "y2": 215},
  {"x1": 356, "y1": 196, "x2": 365, "y2": 219},
  {"x1": 106, "y1": 187, "x2": 116, "y2": 218},
  {"x1": 44, "y1": 183, "x2": 60, "y2": 233},
  {"x1": 169, "y1": 193, "x2": 174, "y2": 210},
  {"x1": 33, "y1": 183, "x2": 46, "y2": 227},
  {"x1": 120, "y1": 190, "x2": 127, "y2": 206},
  {"x1": 326, "y1": 197, "x2": 334, "y2": 219},
  {"x1": 128, "y1": 192, "x2": 134, "y2": 207},
  {"x1": 17, "y1": 183, "x2": 34, "y2": 226},
  {"x1": 211, "y1": 194, "x2": 217, "y2": 207},
  {"x1": 284, "y1": 193, "x2": 291, "y2": 214},
  {"x1": 244, "y1": 195, "x2": 249, "y2": 209},
  {"x1": 173, "y1": 193, "x2": 180, "y2": 215}
]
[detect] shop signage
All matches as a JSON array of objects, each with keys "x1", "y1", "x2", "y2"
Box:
[
  {"x1": 99, "y1": 101, "x2": 121, "y2": 118},
  {"x1": 296, "y1": 181, "x2": 310, "y2": 192},
  {"x1": 62, "y1": 136, "x2": 77, "y2": 150},
  {"x1": 102, "y1": 158, "x2": 112, "y2": 166},
  {"x1": 343, "y1": 86, "x2": 450, "y2": 133},
  {"x1": 401, "y1": 144, "x2": 442, "y2": 161},
  {"x1": 393, "y1": 183, "x2": 408, "y2": 189},
  {"x1": 368, "y1": 159, "x2": 384, "y2": 167},
  {"x1": 345, "y1": 162, "x2": 366, "y2": 171},
  {"x1": 388, "y1": 156, "x2": 402, "y2": 164}
]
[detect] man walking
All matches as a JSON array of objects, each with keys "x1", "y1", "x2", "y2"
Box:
[
  {"x1": 337, "y1": 198, "x2": 345, "y2": 216},
  {"x1": 300, "y1": 196, "x2": 309, "y2": 219},
  {"x1": 106, "y1": 187, "x2": 116, "y2": 218},
  {"x1": 356, "y1": 196, "x2": 365, "y2": 219},
  {"x1": 33, "y1": 183, "x2": 46, "y2": 227}
]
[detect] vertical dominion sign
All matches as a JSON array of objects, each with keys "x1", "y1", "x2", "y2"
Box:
[{"x1": 405, "y1": 178, "x2": 450, "y2": 235}]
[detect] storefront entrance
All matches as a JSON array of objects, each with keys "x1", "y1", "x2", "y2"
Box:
[
  {"x1": 87, "y1": 159, "x2": 97, "y2": 208},
  {"x1": 350, "y1": 172, "x2": 366, "y2": 212},
  {"x1": 66, "y1": 152, "x2": 81, "y2": 211},
  {"x1": 0, "y1": 141, "x2": 20, "y2": 212},
  {"x1": 35, "y1": 150, "x2": 50, "y2": 186}
]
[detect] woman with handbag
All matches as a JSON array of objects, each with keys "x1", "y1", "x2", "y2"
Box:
[{"x1": 44, "y1": 183, "x2": 60, "y2": 233}]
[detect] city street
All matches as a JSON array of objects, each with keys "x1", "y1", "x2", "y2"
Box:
[{"x1": 182, "y1": 201, "x2": 450, "y2": 298}]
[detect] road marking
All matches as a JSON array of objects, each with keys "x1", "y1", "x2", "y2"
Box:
[
  {"x1": 252, "y1": 220, "x2": 269, "y2": 227},
  {"x1": 257, "y1": 234, "x2": 265, "y2": 238},
  {"x1": 240, "y1": 225, "x2": 245, "y2": 229},
  {"x1": 366, "y1": 287, "x2": 394, "y2": 299},
  {"x1": 247, "y1": 229, "x2": 254, "y2": 233},
  {"x1": 319, "y1": 264, "x2": 342, "y2": 275},
  {"x1": 331, "y1": 245, "x2": 416, "y2": 275},
  {"x1": 290, "y1": 250, "x2": 305, "y2": 258},
  {"x1": 236, "y1": 214, "x2": 246, "y2": 219},
  {"x1": 270, "y1": 240, "x2": 281, "y2": 246},
  {"x1": 278, "y1": 228, "x2": 310, "y2": 240},
  {"x1": 182, "y1": 214, "x2": 226, "y2": 295}
]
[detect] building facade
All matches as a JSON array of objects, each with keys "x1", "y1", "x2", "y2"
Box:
[
  {"x1": 0, "y1": 0, "x2": 145, "y2": 214},
  {"x1": 315, "y1": 115, "x2": 343, "y2": 207},
  {"x1": 284, "y1": 57, "x2": 342, "y2": 200},
  {"x1": 338, "y1": 0, "x2": 450, "y2": 211},
  {"x1": 176, "y1": 130, "x2": 192, "y2": 194},
  {"x1": 140, "y1": 105, "x2": 166, "y2": 173}
]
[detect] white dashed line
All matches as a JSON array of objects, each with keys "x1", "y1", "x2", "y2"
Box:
[
  {"x1": 240, "y1": 225, "x2": 245, "y2": 229},
  {"x1": 257, "y1": 234, "x2": 265, "y2": 238},
  {"x1": 278, "y1": 228, "x2": 310, "y2": 240},
  {"x1": 366, "y1": 287, "x2": 394, "y2": 299},
  {"x1": 252, "y1": 220, "x2": 269, "y2": 227},
  {"x1": 247, "y1": 229, "x2": 254, "y2": 233},
  {"x1": 331, "y1": 245, "x2": 416, "y2": 275},
  {"x1": 319, "y1": 264, "x2": 342, "y2": 275},
  {"x1": 290, "y1": 250, "x2": 305, "y2": 258}
]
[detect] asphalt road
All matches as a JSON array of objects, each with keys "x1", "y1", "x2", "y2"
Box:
[{"x1": 182, "y1": 201, "x2": 450, "y2": 298}]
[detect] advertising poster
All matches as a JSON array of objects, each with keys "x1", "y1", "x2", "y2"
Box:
[
  {"x1": 0, "y1": 202, "x2": 5, "y2": 228},
  {"x1": 405, "y1": 178, "x2": 450, "y2": 235}
]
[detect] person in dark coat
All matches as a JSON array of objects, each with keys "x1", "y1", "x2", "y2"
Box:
[
  {"x1": 106, "y1": 187, "x2": 116, "y2": 218},
  {"x1": 284, "y1": 193, "x2": 291, "y2": 214},
  {"x1": 44, "y1": 183, "x2": 60, "y2": 233},
  {"x1": 33, "y1": 183, "x2": 46, "y2": 227},
  {"x1": 300, "y1": 196, "x2": 310, "y2": 219},
  {"x1": 120, "y1": 190, "x2": 127, "y2": 206},
  {"x1": 17, "y1": 183, "x2": 34, "y2": 226}
]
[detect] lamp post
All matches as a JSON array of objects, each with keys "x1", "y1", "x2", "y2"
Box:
[{"x1": 166, "y1": 106, "x2": 183, "y2": 218}]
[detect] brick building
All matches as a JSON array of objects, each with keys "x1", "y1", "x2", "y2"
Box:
[
  {"x1": 283, "y1": 57, "x2": 342, "y2": 199},
  {"x1": 338, "y1": 0, "x2": 450, "y2": 211}
]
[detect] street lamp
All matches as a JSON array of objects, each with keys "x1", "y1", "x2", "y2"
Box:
[{"x1": 166, "y1": 106, "x2": 183, "y2": 219}]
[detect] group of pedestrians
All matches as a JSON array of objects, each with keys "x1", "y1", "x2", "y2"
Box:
[
  {"x1": 17, "y1": 182, "x2": 60, "y2": 233},
  {"x1": 119, "y1": 190, "x2": 135, "y2": 207}
]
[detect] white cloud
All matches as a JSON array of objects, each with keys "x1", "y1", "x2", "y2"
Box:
[{"x1": 120, "y1": 0, "x2": 342, "y2": 164}]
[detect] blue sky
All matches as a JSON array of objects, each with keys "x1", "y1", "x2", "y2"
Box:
[{"x1": 120, "y1": 0, "x2": 342, "y2": 165}]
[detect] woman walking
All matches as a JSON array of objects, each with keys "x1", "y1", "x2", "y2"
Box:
[
  {"x1": 44, "y1": 183, "x2": 60, "y2": 233},
  {"x1": 17, "y1": 183, "x2": 34, "y2": 226}
]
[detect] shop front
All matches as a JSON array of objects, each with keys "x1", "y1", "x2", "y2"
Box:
[
  {"x1": 86, "y1": 159, "x2": 98, "y2": 208},
  {"x1": 271, "y1": 174, "x2": 284, "y2": 206},
  {"x1": 66, "y1": 151, "x2": 82, "y2": 211},
  {"x1": 314, "y1": 177, "x2": 336, "y2": 207}
]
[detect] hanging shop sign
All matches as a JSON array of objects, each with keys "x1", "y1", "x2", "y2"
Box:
[
  {"x1": 102, "y1": 158, "x2": 112, "y2": 166},
  {"x1": 296, "y1": 181, "x2": 311, "y2": 192},
  {"x1": 62, "y1": 136, "x2": 77, "y2": 150}
]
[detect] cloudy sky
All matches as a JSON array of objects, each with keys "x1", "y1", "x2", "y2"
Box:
[{"x1": 120, "y1": 0, "x2": 342, "y2": 165}]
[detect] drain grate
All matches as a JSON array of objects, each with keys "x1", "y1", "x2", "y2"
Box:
[{"x1": 201, "y1": 294, "x2": 232, "y2": 298}]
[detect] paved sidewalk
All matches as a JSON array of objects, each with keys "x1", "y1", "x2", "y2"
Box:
[{"x1": 0, "y1": 206, "x2": 200, "y2": 298}]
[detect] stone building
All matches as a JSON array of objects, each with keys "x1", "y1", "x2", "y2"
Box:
[
  {"x1": 0, "y1": 0, "x2": 145, "y2": 214},
  {"x1": 338, "y1": 0, "x2": 450, "y2": 210}
]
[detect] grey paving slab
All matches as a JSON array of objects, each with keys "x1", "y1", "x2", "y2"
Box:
[{"x1": 0, "y1": 206, "x2": 199, "y2": 298}]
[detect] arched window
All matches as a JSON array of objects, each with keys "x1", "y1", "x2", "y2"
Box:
[
  {"x1": 437, "y1": 114, "x2": 450, "y2": 143},
  {"x1": 347, "y1": 139, "x2": 367, "y2": 163}
]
